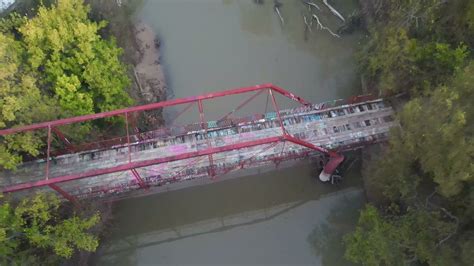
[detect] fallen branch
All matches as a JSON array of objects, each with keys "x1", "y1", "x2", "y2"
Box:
[
  {"x1": 302, "y1": 0, "x2": 320, "y2": 11},
  {"x1": 436, "y1": 207, "x2": 459, "y2": 247},
  {"x1": 424, "y1": 190, "x2": 459, "y2": 247},
  {"x1": 312, "y1": 14, "x2": 340, "y2": 38},
  {"x1": 133, "y1": 68, "x2": 144, "y2": 93},
  {"x1": 303, "y1": 15, "x2": 312, "y2": 32},
  {"x1": 274, "y1": 0, "x2": 285, "y2": 25},
  {"x1": 321, "y1": 0, "x2": 345, "y2": 22}
]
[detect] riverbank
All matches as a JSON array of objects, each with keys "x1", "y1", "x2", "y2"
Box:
[{"x1": 87, "y1": 0, "x2": 167, "y2": 128}]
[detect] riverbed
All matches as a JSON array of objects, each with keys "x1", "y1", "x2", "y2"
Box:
[{"x1": 94, "y1": 0, "x2": 364, "y2": 265}]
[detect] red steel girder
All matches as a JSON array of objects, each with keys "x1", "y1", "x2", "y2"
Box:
[
  {"x1": 0, "y1": 84, "x2": 311, "y2": 136},
  {"x1": 2, "y1": 136, "x2": 286, "y2": 193},
  {"x1": 0, "y1": 84, "x2": 346, "y2": 197},
  {"x1": 269, "y1": 89, "x2": 287, "y2": 135},
  {"x1": 3, "y1": 134, "x2": 343, "y2": 194},
  {"x1": 49, "y1": 184, "x2": 80, "y2": 208},
  {"x1": 284, "y1": 134, "x2": 339, "y2": 158},
  {"x1": 51, "y1": 127, "x2": 75, "y2": 152},
  {"x1": 198, "y1": 99, "x2": 215, "y2": 177},
  {"x1": 217, "y1": 90, "x2": 264, "y2": 122},
  {"x1": 169, "y1": 102, "x2": 195, "y2": 125},
  {"x1": 130, "y1": 169, "x2": 148, "y2": 189}
]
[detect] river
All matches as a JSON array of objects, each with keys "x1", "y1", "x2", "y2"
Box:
[{"x1": 94, "y1": 0, "x2": 364, "y2": 265}]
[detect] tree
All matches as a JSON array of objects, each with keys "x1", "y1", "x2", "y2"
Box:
[
  {"x1": 18, "y1": 0, "x2": 132, "y2": 116},
  {"x1": 0, "y1": 193, "x2": 100, "y2": 264},
  {"x1": 344, "y1": 204, "x2": 461, "y2": 266},
  {"x1": 371, "y1": 62, "x2": 474, "y2": 199},
  {"x1": 359, "y1": 26, "x2": 468, "y2": 95},
  {"x1": 359, "y1": 0, "x2": 470, "y2": 95},
  {"x1": 0, "y1": 0, "x2": 133, "y2": 170},
  {"x1": 0, "y1": 32, "x2": 59, "y2": 169},
  {"x1": 346, "y1": 1, "x2": 474, "y2": 264}
]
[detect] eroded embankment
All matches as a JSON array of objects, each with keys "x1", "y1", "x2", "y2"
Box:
[{"x1": 87, "y1": 0, "x2": 168, "y2": 127}]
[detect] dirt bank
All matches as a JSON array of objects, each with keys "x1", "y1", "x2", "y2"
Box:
[
  {"x1": 87, "y1": 0, "x2": 167, "y2": 128},
  {"x1": 131, "y1": 22, "x2": 167, "y2": 128}
]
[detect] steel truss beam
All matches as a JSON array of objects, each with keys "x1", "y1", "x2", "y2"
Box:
[
  {"x1": 2, "y1": 135, "x2": 341, "y2": 194},
  {"x1": 0, "y1": 84, "x2": 310, "y2": 136},
  {"x1": 0, "y1": 84, "x2": 344, "y2": 202}
]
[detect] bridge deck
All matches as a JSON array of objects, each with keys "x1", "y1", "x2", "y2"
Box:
[{"x1": 1, "y1": 98, "x2": 395, "y2": 200}]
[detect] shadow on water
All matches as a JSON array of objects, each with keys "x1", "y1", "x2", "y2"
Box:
[
  {"x1": 99, "y1": 199, "x2": 308, "y2": 257},
  {"x1": 92, "y1": 160, "x2": 364, "y2": 265},
  {"x1": 307, "y1": 189, "x2": 364, "y2": 266}
]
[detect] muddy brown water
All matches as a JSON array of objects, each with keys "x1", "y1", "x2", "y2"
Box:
[{"x1": 94, "y1": 0, "x2": 364, "y2": 265}]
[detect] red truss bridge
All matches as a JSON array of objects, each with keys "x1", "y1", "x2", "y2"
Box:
[{"x1": 0, "y1": 84, "x2": 395, "y2": 206}]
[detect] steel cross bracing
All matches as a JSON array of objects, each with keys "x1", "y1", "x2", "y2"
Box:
[{"x1": 0, "y1": 84, "x2": 394, "y2": 204}]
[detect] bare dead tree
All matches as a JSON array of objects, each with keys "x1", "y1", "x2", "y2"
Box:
[
  {"x1": 312, "y1": 14, "x2": 340, "y2": 38},
  {"x1": 302, "y1": 0, "x2": 321, "y2": 11},
  {"x1": 274, "y1": 0, "x2": 285, "y2": 25},
  {"x1": 320, "y1": 0, "x2": 345, "y2": 22}
]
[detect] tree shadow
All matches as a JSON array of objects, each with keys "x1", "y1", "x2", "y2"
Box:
[{"x1": 307, "y1": 191, "x2": 364, "y2": 266}]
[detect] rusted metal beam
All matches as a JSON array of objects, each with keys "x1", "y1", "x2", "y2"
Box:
[
  {"x1": 284, "y1": 134, "x2": 338, "y2": 157},
  {"x1": 48, "y1": 184, "x2": 80, "y2": 208},
  {"x1": 125, "y1": 112, "x2": 132, "y2": 163},
  {"x1": 269, "y1": 89, "x2": 287, "y2": 135},
  {"x1": 284, "y1": 134, "x2": 344, "y2": 176},
  {"x1": 2, "y1": 136, "x2": 286, "y2": 193},
  {"x1": 0, "y1": 84, "x2": 311, "y2": 136},
  {"x1": 130, "y1": 169, "x2": 147, "y2": 189},
  {"x1": 169, "y1": 102, "x2": 195, "y2": 125},
  {"x1": 198, "y1": 99, "x2": 215, "y2": 176},
  {"x1": 51, "y1": 127, "x2": 74, "y2": 152},
  {"x1": 45, "y1": 126, "x2": 52, "y2": 180},
  {"x1": 217, "y1": 90, "x2": 264, "y2": 122},
  {"x1": 270, "y1": 84, "x2": 312, "y2": 106}
]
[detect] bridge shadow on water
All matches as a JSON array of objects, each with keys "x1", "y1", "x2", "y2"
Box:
[{"x1": 93, "y1": 160, "x2": 364, "y2": 265}]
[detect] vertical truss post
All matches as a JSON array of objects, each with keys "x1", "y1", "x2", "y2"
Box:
[
  {"x1": 265, "y1": 91, "x2": 270, "y2": 114},
  {"x1": 45, "y1": 125, "x2": 52, "y2": 180},
  {"x1": 198, "y1": 99, "x2": 215, "y2": 177},
  {"x1": 125, "y1": 112, "x2": 132, "y2": 163},
  {"x1": 49, "y1": 184, "x2": 80, "y2": 208},
  {"x1": 131, "y1": 168, "x2": 147, "y2": 189},
  {"x1": 276, "y1": 141, "x2": 286, "y2": 167},
  {"x1": 128, "y1": 112, "x2": 142, "y2": 141},
  {"x1": 269, "y1": 89, "x2": 287, "y2": 136}
]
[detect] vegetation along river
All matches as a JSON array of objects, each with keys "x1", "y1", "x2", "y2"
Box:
[{"x1": 94, "y1": 0, "x2": 364, "y2": 265}]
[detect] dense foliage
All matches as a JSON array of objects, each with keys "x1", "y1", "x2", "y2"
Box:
[
  {"x1": 0, "y1": 0, "x2": 132, "y2": 170},
  {"x1": 344, "y1": 0, "x2": 474, "y2": 265},
  {"x1": 0, "y1": 193, "x2": 100, "y2": 264}
]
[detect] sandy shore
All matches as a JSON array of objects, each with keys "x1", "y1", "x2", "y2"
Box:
[
  {"x1": 133, "y1": 22, "x2": 167, "y2": 105},
  {"x1": 86, "y1": 0, "x2": 168, "y2": 128}
]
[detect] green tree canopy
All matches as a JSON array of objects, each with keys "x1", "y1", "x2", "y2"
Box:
[
  {"x1": 344, "y1": 204, "x2": 468, "y2": 266},
  {"x1": 345, "y1": 1, "x2": 474, "y2": 265},
  {"x1": 18, "y1": 0, "x2": 132, "y2": 116},
  {"x1": 0, "y1": 0, "x2": 132, "y2": 170},
  {"x1": 0, "y1": 193, "x2": 100, "y2": 264}
]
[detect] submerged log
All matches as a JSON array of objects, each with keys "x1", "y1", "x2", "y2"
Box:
[
  {"x1": 274, "y1": 0, "x2": 285, "y2": 25},
  {"x1": 312, "y1": 14, "x2": 340, "y2": 38},
  {"x1": 302, "y1": 0, "x2": 321, "y2": 11},
  {"x1": 321, "y1": 0, "x2": 345, "y2": 22},
  {"x1": 303, "y1": 15, "x2": 312, "y2": 32}
]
